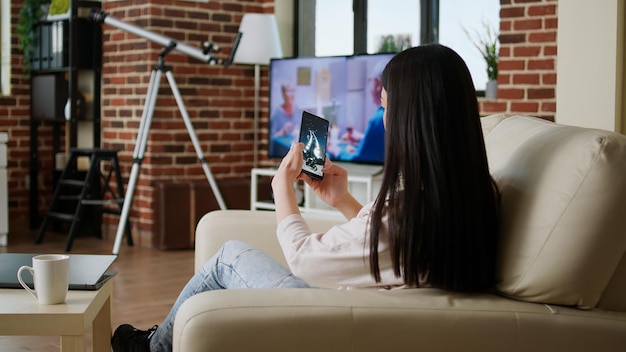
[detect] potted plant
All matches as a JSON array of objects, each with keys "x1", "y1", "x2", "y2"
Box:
[
  {"x1": 17, "y1": 0, "x2": 49, "y2": 74},
  {"x1": 17, "y1": 0, "x2": 69, "y2": 74},
  {"x1": 464, "y1": 20, "x2": 499, "y2": 99}
]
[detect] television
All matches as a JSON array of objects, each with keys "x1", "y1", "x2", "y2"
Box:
[{"x1": 268, "y1": 53, "x2": 395, "y2": 165}]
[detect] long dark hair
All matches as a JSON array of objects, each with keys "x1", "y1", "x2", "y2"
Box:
[{"x1": 369, "y1": 44, "x2": 500, "y2": 292}]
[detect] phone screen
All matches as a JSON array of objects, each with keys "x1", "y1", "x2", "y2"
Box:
[{"x1": 299, "y1": 111, "x2": 329, "y2": 180}]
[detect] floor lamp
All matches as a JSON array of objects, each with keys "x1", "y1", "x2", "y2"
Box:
[{"x1": 233, "y1": 14, "x2": 283, "y2": 168}]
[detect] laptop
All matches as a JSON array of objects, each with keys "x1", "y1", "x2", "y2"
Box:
[{"x1": 0, "y1": 253, "x2": 117, "y2": 291}]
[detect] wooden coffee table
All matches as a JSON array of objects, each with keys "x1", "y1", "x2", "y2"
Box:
[{"x1": 0, "y1": 278, "x2": 113, "y2": 351}]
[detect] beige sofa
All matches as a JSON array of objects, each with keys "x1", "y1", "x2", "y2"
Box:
[{"x1": 174, "y1": 115, "x2": 626, "y2": 351}]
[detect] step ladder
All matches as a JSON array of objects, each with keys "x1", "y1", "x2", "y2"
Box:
[{"x1": 36, "y1": 148, "x2": 133, "y2": 251}]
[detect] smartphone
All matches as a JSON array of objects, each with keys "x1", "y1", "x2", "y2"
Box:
[{"x1": 299, "y1": 111, "x2": 329, "y2": 180}]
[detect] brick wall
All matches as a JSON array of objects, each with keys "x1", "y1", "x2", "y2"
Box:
[
  {"x1": 1, "y1": 0, "x2": 559, "y2": 243},
  {"x1": 479, "y1": 0, "x2": 558, "y2": 120},
  {"x1": 99, "y1": 0, "x2": 276, "y2": 245}
]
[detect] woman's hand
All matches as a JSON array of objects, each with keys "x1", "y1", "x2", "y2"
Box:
[
  {"x1": 301, "y1": 160, "x2": 348, "y2": 207},
  {"x1": 301, "y1": 160, "x2": 363, "y2": 220},
  {"x1": 273, "y1": 142, "x2": 304, "y2": 184},
  {"x1": 272, "y1": 143, "x2": 305, "y2": 223},
  {"x1": 272, "y1": 144, "x2": 363, "y2": 222}
]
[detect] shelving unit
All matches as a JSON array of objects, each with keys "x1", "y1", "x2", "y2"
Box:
[
  {"x1": 29, "y1": 0, "x2": 102, "y2": 228},
  {"x1": 250, "y1": 166, "x2": 382, "y2": 218}
]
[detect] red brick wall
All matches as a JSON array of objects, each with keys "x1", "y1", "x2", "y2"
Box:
[
  {"x1": 479, "y1": 0, "x2": 558, "y2": 120},
  {"x1": 99, "y1": 0, "x2": 276, "y2": 244},
  {"x1": 1, "y1": 0, "x2": 559, "y2": 242}
]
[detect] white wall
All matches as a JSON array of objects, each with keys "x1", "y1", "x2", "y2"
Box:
[{"x1": 556, "y1": 0, "x2": 625, "y2": 133}]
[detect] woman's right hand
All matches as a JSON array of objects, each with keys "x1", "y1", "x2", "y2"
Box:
[
  {"x1": 302, "y1": 160, "x2": 363, "y2": 219},
  {"x1": 303, "y1": 160, "x2": 348, "y2": 206}
]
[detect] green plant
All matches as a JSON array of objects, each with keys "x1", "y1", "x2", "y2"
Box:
[
  {"x1": 377, "y1": 34, "x2": 411, "y2": 54},
  {"x1": 463, "y1": 19, "x2": 499, "y2": 81},
  {"x1": 16, "y1": 0, "x2": 50, "y2": 74}
]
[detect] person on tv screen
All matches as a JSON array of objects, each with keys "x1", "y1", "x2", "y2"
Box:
[
  {"x1": 269, "y1": 82, "x2": 302, "y2": 156},
  {"x1": 111, "y1": 44, "x2": 500, "y2": 352},
  {"x1": 343, "y1": 60, "x2": 387, "y2": 163}
]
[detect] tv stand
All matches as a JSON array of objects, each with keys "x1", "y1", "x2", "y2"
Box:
[
  {"x1": 333, "y1": 162, "x2": 383, "y2": 176},
  {"x1": 250, "y1": 167, "x2": 382, "y2": 218}
]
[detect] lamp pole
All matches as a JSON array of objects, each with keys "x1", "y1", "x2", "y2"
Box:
[
  {"x1": 233, "y1": 13, "x2": 283, "y2": 168},
  {"x1": 254, "y1": 63, "x2": 260, "y2": 168}
]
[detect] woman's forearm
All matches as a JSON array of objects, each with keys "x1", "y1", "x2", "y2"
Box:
[
  {"x1": 272, "y1": 175, "x2": 302, "y2": 224},
  {"x1": 332, "y1": 193, "x2": 363, "y2": 220}
]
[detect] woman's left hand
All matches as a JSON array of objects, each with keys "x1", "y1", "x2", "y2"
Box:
[
  {"x1": 272, "y1": 143, "x2": 305, "y2": 223},
  {"x1": 273, "y1": 142, "x2": 304, "y2": 184}
]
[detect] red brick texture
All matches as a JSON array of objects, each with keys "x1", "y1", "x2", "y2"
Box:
[
  {"x1": 97, "y1": 1, "x2": 276, "y2": 241},
  {"x1": 479, "y1": 0, "x2": 557, "y2": 120}
]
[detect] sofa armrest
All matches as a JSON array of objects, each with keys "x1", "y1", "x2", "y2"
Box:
[{"x1": 194, "y1": 210, "x2": 343, "y2": 272}]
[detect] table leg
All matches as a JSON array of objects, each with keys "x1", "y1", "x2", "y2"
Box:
[
  {"x1": 93, "y1": 294, "x2": 112, "y2": 351},
  {"x1": 60, "y1": 335, "x2": 85, "y2": 352}
]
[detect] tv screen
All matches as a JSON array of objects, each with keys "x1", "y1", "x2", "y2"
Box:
[{"x1": 268, "y1": 53, "x2": 394, "y2": 165}]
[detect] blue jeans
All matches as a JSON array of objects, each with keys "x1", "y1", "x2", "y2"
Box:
[{"x1": 149, "y1": 240, "x2": 311, "y2": 352}]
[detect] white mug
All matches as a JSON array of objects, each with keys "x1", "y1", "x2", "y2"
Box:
[{"x1": 17, "y1": 254, "x2": 70, "y2": 305}]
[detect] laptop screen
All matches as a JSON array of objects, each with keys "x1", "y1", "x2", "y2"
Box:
[{"x1": 0, "y1": 253, "x2": 117, "y2": 290}]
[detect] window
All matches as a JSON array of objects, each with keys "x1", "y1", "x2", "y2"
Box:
[
  {"x1": 298, "y1": 0, "x2": 422, "y2": 57},
  {"x1": 439, "y1": 0, "x2": 500, "y2": 91},
  {"x1": 295, "y1": 0, "x2": 500, "y2": 91},
  {"x1": 315, "y1": 0, "x2": 354, "y2": 56},
  {"x1": 366, "y1": 0, "x2": 420, "y2": 54}
]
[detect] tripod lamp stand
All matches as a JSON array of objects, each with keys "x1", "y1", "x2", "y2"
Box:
[
  {"x1": 90, "y1": 9, "x2": 242, "y2": 254},
  {"x1": 233, "y1": 13, "x2": 283, "y2": 168}
]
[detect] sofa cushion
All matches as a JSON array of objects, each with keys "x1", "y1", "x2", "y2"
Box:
[{"x1": 483, "y1": 115, "x2": 626, "y2": 309}]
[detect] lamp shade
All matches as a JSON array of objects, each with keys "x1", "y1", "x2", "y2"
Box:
[{"x1": 233, "y1": 13, "x2": 283, "y2": 65}]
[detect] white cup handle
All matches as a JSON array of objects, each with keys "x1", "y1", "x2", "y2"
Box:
[{"x1": 17, "y1": 266, "x2": 38, "y2": 300}]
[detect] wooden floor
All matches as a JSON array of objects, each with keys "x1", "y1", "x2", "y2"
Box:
[{"x1": 0, "y1": 226, "x2": 195, "y2": 351}]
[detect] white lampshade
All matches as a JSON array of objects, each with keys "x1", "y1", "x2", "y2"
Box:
[{"x1": 233, "y1": 13, "x2": 283, "y2": 65}]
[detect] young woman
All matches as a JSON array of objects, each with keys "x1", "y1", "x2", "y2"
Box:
[{"x1": 111, "y1": 44, "x2": 500, "y2": 352}]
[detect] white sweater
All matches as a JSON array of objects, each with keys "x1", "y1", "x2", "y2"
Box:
[{"x1": 276, "y1": 201, "x2": 406, "y2": 289}]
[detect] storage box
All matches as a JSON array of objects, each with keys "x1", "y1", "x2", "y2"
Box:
[
  {"x1": 31, "y1": 74, "x2": 68, "y2": 120},
  {"x1": 152, "y1": 179, "x2": 262, "y2": 250}
]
